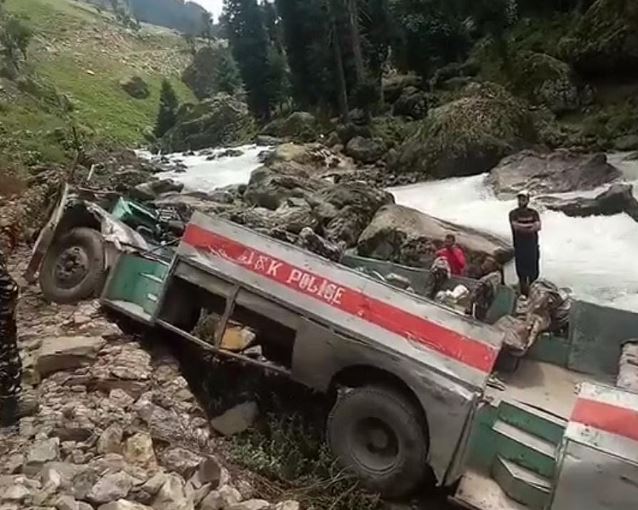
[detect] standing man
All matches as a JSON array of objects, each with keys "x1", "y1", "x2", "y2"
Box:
[
  {"x1": 436, "y1": 234, "x2": 467, "y2": 276},
  {"x1": 0, "y1": 249, "x2": 37, "y2": 427},
  {"x1": 509, "y1": 191, "x2": 542, "y2": 296}
]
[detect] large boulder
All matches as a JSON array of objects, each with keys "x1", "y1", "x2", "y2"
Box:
[
  {"x1": 538, "y1": 183, "x2": 638, "y2": 222},
  {"x1": 119, "y1": 76, "x2": 149, "y2": 99},
  {"x1": 344, "y1": 136, "x2": 387, "y2": 164},
  {"x1": 260, "y1": 143, "x2": 349, "y2": 174},
  {"x1": 511, "y1": 52, "x2": 583, "y2": 114},
  {"x1": 315, "y1": 182, "x2": 394, "y2": 246},
  {"x1": 243, "y1": 165, "x2": 328, "y2": 210},
  {"x1": 261, "y1": 112, "x2": 319, "y2": 143},
  {"x1": 382, "y1": 74, "x2": 422, "y2": 104},
  {"x1": 392, "y1": 86, "x2": 428, "y2": 119},
  {"x1": 160, "y1": 94, "x2": 255, "y2": 152},
  {"x1": 392, "y1": 83, "x2": 537, "y2": 179},
  {"x1": 181, "y1": 46, "x2": 238, "y2": 100},
  {"x1": 357, "y1": 204, "x2": 513, "y2": 275},
  {"x1": 559, "y1": 0, "x2": 638, "y2": 77},
  {"x1": 487, "y1": 150, "x2": 621, "y2": 197}
]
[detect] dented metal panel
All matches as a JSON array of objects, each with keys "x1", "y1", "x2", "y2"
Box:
[
  {"x1": 551, "y1": 383, "x2": 638, "y2": 510},
  {"x1": 551, "y1": 442, "x2": 638, "y2": 510},
  {"x1": 177, "y1": 212, "x2": 504, "y2": 390}
]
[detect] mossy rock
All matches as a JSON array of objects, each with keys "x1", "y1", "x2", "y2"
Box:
[
  {"x1": 512, "y1": 52, "x2": 583, "y2": 114},
  {"x1": 119, "y1": 75, "x2": 150, "y2": 99},
  {"x1": 160, "y1": 93, "x2": 256, "y2": 152},
  {"x1": 559, "y1": 0, "x2": 638, "y2": 76},
  {"x1": 392, "y1": 83, "x2": 538, "y2": 179},
  {"x1": 262, "y1": 112, "x2": 319, "y2": 143}
]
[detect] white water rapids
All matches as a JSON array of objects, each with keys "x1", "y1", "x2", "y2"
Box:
[{"x1": 155, "y1": 146, "x2": 638, "y2": 312}]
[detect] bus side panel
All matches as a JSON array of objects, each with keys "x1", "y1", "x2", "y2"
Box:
[
  {"x1": 551, "y1": 441, "x2": 638, "y2": 510},
  {"x1": 292, "y1": 318, "x2": 478, "y2": 485}
]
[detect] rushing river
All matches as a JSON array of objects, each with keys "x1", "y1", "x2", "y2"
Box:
[{"x1": 155, "y1": 146, "x2": 638, "y2": 312}]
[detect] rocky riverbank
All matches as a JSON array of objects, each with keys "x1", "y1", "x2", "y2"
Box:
[{"x1": 0, "y1": 251, "x2": 300, "y2": 510}]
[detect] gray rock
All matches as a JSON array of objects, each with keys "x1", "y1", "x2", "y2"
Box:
[
  {"x1": 98, "y1": 500, "x2": 153, "y2": 510},
  {"x1": 210, "y1": 402, "x2": 258, "y2": 436},
  {"x1": 297, "y1": 228, "x2": 343, "y2": 262},
  {"x1": 538, "y1": 183, "x2": 638, "y2": 222},
  {"x1": 139, "y1": 472, "x2": 168, "y2": 497},
  {"x1": 160, "y1": 93, "x2": 255, "y2": 153},
  {"x1": 358, "y1": 204, "x2": 513, "y2": 276},
  {"x1": 345, "y1": 136, "x2": 387, "y2": 164},
  {"x1": 131, "y1": 179, "x2": 184, "y2": 202},
  {"x1": 4, "y1": 454, "x2": 23, "y2": 474},
  {"x1": 255, "y1": 135, "x2": 285, "y2": 146},
  {"x1": 87, "y1": 471, "x2": 135, "y2": 504},
  {"x1": 199, "y1": 485, "x2": 241, "y2": 510},
  {"x1": 226, "y1": 500, "x2": 270, "y2": 510},
  {"x1": 614, "y1": 134, "x2": 638, "y2": 152},
  {"x1": 273, "y1": 502, "x2": 300, "y2": 510},
  {"x1": 488, "y1": 150, "x2": 621, "y2": 197},
  {"x1": 1, "y1": 483, "x2": 32, "y2": 503},
  {"x1": 123, "y1": 432, "x2": 156, "y2": 469},
  {"x1": 159, "y1": 447, "x2": 202, "y2": 478},
  {"x1": 37, "y1": 336, "x2": 106, "y2": 377},
  {"x1": 24, "y1": 438, "x2": 60, "y2": 476},
  {"x1": 54, "y1": 494, "x2": 80, "y2": 510},
  {"x1": 152, "y1": 474, "x2": 193, "y2": 510},
  {"x1": 392, "y1": 86, "x2": 428, "y2": 119},
  {"x1": 119, "y1": 76, "x2": 150, "y2": 99},
  {"x1": 262, "y1": 112, "x2": 319, "y2": 143},
  {"x1": 97, "y1": 424, "x2": 124, "y2": 455}
]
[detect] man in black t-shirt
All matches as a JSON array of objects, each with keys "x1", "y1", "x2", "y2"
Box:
[{"x1": 509, "y1": 191, "x2": 542, "y2": 296}]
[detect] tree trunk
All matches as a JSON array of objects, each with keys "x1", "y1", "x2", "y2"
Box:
[
  {"x1": 347, "y1": 0, "x2": 365, "y2": 85},
  {"x1": 328, "y1": 0, "x2": 350, "y2": 123}
]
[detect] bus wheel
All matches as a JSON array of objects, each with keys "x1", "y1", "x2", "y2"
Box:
[
  {"x1": 39, "y1": 227, "x2": 106, "y2": 304},
  {"x1": 327, "y1": 385, "x2": 429, "y2": 499}
]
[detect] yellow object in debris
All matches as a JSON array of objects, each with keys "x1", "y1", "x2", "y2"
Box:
[{"x1": 220, "y1": 326, "x2": 256, "y2": 352}]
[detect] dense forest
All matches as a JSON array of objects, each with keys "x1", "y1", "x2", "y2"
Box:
[
  {"x1": 157, "y1": 0, "x2": 637, "y2": 179},
  {"x1": 88, "y1": 0, "x2": 210, "y2": 33}
]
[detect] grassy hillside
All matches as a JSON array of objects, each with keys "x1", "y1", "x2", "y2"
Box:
[{"x1": 0, "y1": 0, "x2": 194, "y2": 169}]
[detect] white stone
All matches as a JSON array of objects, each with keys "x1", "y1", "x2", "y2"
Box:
[
  {"x1": 210, "y1": 402, "x2": 258, "y2": 436},
  {"x1": 227, "y1": 500, "x2": 270, "y2": 510},
  {"x1": 152, "y1": 474, "x2": 193, "y2": 510},
  {"x1": 97, "y1": 500, "x2": 153, "y2": 510},
  {"x1": 87, "y1": 471, "x2": 135, "y2": 504},
  {"x1": 37, "y1": 336, "x2": 105, "y2": 376},
  {"x1": 24, "y1": 438, "x2": 60, "y2": 476},
  {"x1": 54, "y1": 494, "x2": 79, "y2": 510},
  {"x1": 199, "y1": 485, "x2": 241, "y2": 510},
  {"x1": 274, "y1": 501, "x2": 300, "y2": 510}
]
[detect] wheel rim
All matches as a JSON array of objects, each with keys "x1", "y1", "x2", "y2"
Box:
[
  {"x1": 54, "y1": 246, "x2": 90, "y2": 289},
  {"x1": 351, "y1": 417, "x2": 400, "y2": 472}
]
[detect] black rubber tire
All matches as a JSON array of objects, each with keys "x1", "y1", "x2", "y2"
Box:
[
  {"x1": 327, "y1": 385, "x2": 429, "y2": 499},
  {"x1": 39, "y1": 227, "x2": 106, "y2": 304}
]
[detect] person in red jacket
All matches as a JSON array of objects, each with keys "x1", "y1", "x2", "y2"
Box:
[{"x1": 436, "y1": 234, "x2": 467, "y2": 276}]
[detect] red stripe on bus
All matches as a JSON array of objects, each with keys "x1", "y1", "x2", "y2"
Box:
[
  {"x1": 182, "y1": 223, "x2": 499, "y2": 373},
  {"x1": 572, "y1": 398, "x2": 638, "y2": 442}
]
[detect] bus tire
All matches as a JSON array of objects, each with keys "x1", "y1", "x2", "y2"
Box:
[
  {"x1": 39, "y1": 227, "x2": 106, "y2": 304},
  {"x1": 327, "y1": 385, "x2": 429, "y2": 498}
]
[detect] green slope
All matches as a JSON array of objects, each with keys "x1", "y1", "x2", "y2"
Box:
[{"x1": 0, "y1": 0, "x2": 194, "y2": 168}]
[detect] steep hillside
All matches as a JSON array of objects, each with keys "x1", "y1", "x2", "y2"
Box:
[{"x1": 0, "y1": 0, "x2": 194, "y2": 169}]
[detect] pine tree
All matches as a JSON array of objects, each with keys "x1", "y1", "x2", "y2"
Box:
[
  {"x1": 212, "y1": 46, "x2": 242, "y2": 95},
  {"x1": 223, "y1": 0, "x2": 275, "y2": 120},
  {"x1": 154, "y1": 79, "x2": 179, "y2": 138}
]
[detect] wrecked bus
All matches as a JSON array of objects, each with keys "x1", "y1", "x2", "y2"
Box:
[{"x1": 27, "y1": 195, "x2": 638, "y2": 509}]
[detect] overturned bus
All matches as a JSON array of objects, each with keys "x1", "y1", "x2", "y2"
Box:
[{"x1": 27, "y1": 191, "x2": 638, "y2": 509}]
